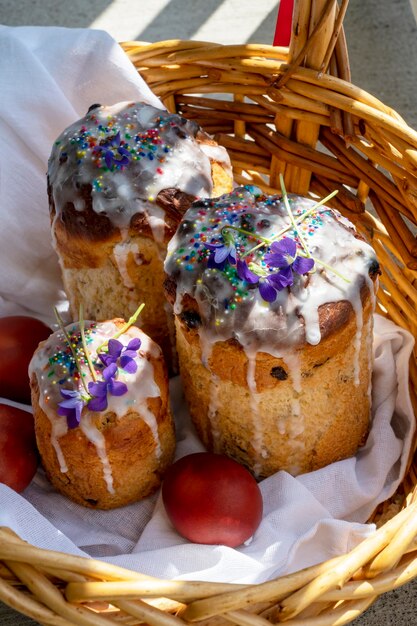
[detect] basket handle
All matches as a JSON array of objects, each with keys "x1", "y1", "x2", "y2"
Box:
[
  {"x1": 274, "y1": 0, "x2": 350, "y2": 80},
  {"x1": 270, "y1": 0, "x2": 352, "y2": 194}
]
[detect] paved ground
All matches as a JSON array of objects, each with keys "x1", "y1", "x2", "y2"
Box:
[{"x1": 1, "y1": 0, "x2": 417, "y2": 624}]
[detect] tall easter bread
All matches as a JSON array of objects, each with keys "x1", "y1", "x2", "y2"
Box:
[
  {"x1": 165, "y1": 185, "x2": 380, "y2": 478},
  {"x1": 29, "y1": 316, "x2": 175, "y2": 509},
  {"x1": 47, "y1": 101, "x2": 233, "y2": 368}
]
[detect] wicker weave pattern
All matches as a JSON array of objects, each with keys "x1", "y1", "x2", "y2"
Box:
[{"x1": 2, "y1": 1, "x2": 417, "y2": 624}]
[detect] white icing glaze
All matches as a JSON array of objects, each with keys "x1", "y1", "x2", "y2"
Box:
[
  {"x1": 48, "y1": 102, "x2": 230, "y2": 236},
  {"x1": 199, "y1": 142, "x2": 233, "y2": 177},
  {"x1": 29, "y1": 320, "x2": 163, "y2": 490},
  {"x1": 165, "y1": 187, "x2": 378, "y2": 355}
]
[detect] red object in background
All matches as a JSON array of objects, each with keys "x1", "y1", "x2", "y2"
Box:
[
  {"x1": 273, "y1": 0, "x2": 294, "y2": 46},
  {"x1": 0, "y1": 316, "x2": 50, "y2": 404},
  {"x1": 0, "y1": 403, "x2": 38, "y2": 492}
]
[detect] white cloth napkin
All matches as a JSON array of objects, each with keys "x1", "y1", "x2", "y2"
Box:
[
  {"x1": 0, "y1": 25, "x2": 161, "y2": 323},
  {"x1": 0, "y1": 25, "x2": 415, "y2": 584}
]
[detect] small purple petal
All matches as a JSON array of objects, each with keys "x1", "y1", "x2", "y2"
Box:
[
  {"x1": 58, "y1": 393, "x2": 84, "y2": 428},
  {"x1": 104, "y1": 151, "x2": 113, "y2": 169},
  {"x1": 103, "y1": 362, "x2": 118, "y2": 382},
  {"x1": 111, "y1": 131, "x2": 121, "y2": 147},
  {"x1": 98, "y1": 352, "x2": 114, "y2": 367},
  {"x1": 122, "y1": 349, "x2": 139, "y2": 360},
  {"x1": 88, "y1": 380, "x2": 107, "y2": 397},
  {"x1": 58, "y1": 398, "x2": 81, "y2": 410},
  {"x1": 263, "y1": 252, "x2": 289, "y2": 269},
  {"x1": 292, "y1": 255, "x2": 315, "y2": 275},
  {"x1": 214, "y1": 246, "x2": 230, "y2": 264},
  {"x1": 127, "y1": 338, "x2": 141, "y2": 351},
  {"x1": 271, "y1": 237, "x2": 297, "y2": 258},
  {"x1": 259, "y1": 279, "x2": 277, "y2": 302},
  {"x1": 60, "y1": 389, "x2": 80, "y2": 400},
  {"x1": 74, "y1": 401, "x2": 83, "y2": 425},
  {"x1": 117, "y1": 148, "x2": 131, "y2": 164},
  {"x1": 207, "y1": 254, "x2": 227, "y2": 270},
  {"x1": 57, "y1": 406, "x2": 71, "y2": 418},
  {"x1": 229, "y1": 251, "x2": 237, "y2": 266},
  {"x1": 120, "y1": 357, "x2": 138, "y2": 374},
  {"x1": 205, "y1": 243, "x2": 221, "y2": 251},
  {"x1": 269, "y1": 267, "x2": 294, "y2": 290},
  {"x1": 108, "y1": 339, "x2": 123, "y2": 358},
  {"x1": 108, "y1": 379, "x2": 128, "y2": 397},
  {"x1": 87, "y1": 395, "x2": 108, "y2": 412},
  {"x1": 67, "y1": 411, "x2": 81, "y2": 429},
  {"x1": 236, "y1": 260, "x2": 259, "y2": 284}
]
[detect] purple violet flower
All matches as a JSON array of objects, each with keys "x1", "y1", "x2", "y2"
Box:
[
  {"x1": 237, "y1": 259, "x2": 282, "y2": 303},
  {"x1": 57, "y1": 389, "x2": 85, "y2": 429},
  {"x1": 236, "y1": 237, "x2": 314, "y2": 303},
  {"x1": 87, "y1": 363, "x2": 128, "y2": 412},
  {"x1": 264, "y1": 237, "x2": 315, "y2": 276},
  {"x1": 95, "y1": 131, "x2": 131, "y2": 169},
  {"x1": 98, "y1": 337, "x2": 141, "y2": 374},
  {"x1": 236, "y1": 259, "x2": 259, "y2": 284},
  {"x1": 258, "y1": 275, "x2": 283, "y2": 302},
  {"x1": 205, "y1": 229, "x2": 237, "y2": 270}
]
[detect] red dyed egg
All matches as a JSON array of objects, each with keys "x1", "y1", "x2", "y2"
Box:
[
  {"x1": 0, "y1": 403, "x2": 38, "y2": 492},
  {"x1": 0, "y1": 316, "x2": 51, "y2": 404},
  {"x1": 162, "y1": 452, "x2": 263, "y2": 547}
]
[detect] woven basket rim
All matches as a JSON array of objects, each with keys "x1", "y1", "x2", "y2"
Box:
[{"x1": 3, "y1": 7, "x2": 417, "y2": 623}]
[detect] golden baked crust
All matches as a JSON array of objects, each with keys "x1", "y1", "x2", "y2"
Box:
[
  {"x1": 60, "y1": 237, "x2": 175, "y2": 367},
  {"x1": 30, "y1": 320, "x2": 175, "y2": 509},
  {"x1": 175, "y1": 289, "x2": 374, "y2": 478}
]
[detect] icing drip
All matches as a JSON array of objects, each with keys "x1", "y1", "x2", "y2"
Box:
[
  {"x1": 282, "y1": 353, "x2": 304, "y2": 439},
  {"x1": 207, "y1": 373, "x2": 221, "y2": 451},
  {"x1": 245, "y1": 349, "x2": 265, "y2": 477},
  {"x1": 38, "y1": 389, "x2": 68, "y2": 473},
  {"x1": 29, "y1": 321, "x2": 162, "y2": 491},
  {"x1": 113, "y1": 241, "x2": 140, "y2": 289},
  {"x1": 198, "y1": 327, "x2": 217, "y2": 369},
  {"x1": 80, "y1": 413, "x2": 115, "y2": 494},
  {"x1": 365, "y1": 315, "x2": 374, "y2": 406},
  {"x1": 48, "y1": 101, "x2": 231, "y2": 234},
  {"x1": 350, "y1": 289, "x2": 364, "y2": 386}
]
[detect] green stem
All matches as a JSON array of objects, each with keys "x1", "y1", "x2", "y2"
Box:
[
  {"x1": 112, "y1": 302, "x2": 145, "y2": 340},
  {"x1": 242, "y1": 188, "x2": 339, "y2": 258},
  {"x1": 222, "y1": 225, "x2": 270, "y2": 244},
  {"x1": 306, "y1": 189, "x2": 339, "y2": 214},
  {"x1": 311, "y1": 256, "x2": 351, "y2": 283},
  {"x1": 280, "y1": 173, "x2": 312, "y2": 258},
  {"x1": 54, "y1": 308, "x2": 90, "y2": 395},
  {"x1": 79, "y1": 304, "x2": 97, "y2": 382},
  {"x1": 96, "y1": 303, "x2": 145, "y2": 354}
]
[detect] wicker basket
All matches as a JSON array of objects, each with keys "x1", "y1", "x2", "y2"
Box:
[{"x1": 2, "y1": 1, "x2": 417, "y2": 624}]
